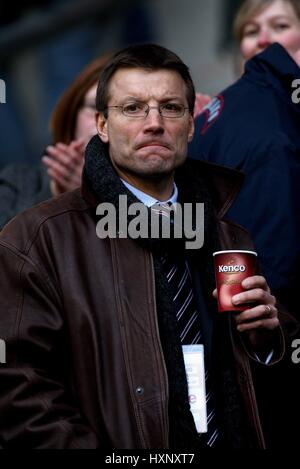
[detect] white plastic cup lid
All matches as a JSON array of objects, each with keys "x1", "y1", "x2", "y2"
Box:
[{"x1": 213, "y1": 250, "x2": 257, "y2": 256}]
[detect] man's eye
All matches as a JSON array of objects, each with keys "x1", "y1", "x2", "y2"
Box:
[
  {"x1": 123, "y1": 103, "x2": 144, "y2": 113},
  {"x1": 162, "y1": 103, "x2": 182, "y2": 112}
]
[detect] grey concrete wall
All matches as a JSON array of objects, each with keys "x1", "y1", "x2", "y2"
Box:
[{"x1": 149, "y1": 0, "x2": 238, "y2": 95}]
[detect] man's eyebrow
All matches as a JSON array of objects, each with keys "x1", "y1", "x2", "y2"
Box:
[
  {"x1": 119, "y1": 95, "x2": 144, "y2": 102},
  {"x1": 118, "y1": 95, "x2": 184, "y2": 102},
  {"x1": 159, "y1": 96, "x2": 183, "y2": 102}
]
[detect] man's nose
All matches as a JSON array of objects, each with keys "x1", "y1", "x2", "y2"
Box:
[{"x1": 143, "y1": 107, "x2": 164, "y2": 132}]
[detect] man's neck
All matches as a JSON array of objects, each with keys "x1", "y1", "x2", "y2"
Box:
[
  {"x1": 119, "y1": 174, "x2": 174, "y2": 202},
  {"x1": 121, "y1": 178, "x2": 178, "y2": 208}
]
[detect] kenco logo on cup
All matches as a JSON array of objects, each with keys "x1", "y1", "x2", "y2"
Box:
[
  {"x1": 213, "y1": 250, "x2": 257, "y2": 313},
  {"x1": 218, "y1": 262, "x2": 246, "y2": 273}
]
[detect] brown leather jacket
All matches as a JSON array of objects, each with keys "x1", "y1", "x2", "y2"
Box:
[{"x1": 0, "y1": 152, "x2": 292, "y2": 449}]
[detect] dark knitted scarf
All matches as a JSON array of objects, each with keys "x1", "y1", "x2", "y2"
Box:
[{"x1": 84, "y1": 135, "x2": 249, "y2": 449}]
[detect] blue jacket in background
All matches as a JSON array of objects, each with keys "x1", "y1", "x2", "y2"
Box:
[{"x1": 189, "y1": 43, "x2": 300, "y2": 317}]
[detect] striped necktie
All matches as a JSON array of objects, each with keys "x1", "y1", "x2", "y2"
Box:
[
  {"x1": 162, "y1": 252, "x2": 219, "y2": 447},
  {"x1": 151, "y1": 201, "x2": 219, "y2": 446}
]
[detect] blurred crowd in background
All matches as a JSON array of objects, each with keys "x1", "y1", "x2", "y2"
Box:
[{"x1": 0, "y1": 0, "x2": 239, "y2": 169}]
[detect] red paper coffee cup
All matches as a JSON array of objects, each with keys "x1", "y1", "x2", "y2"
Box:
[{"x1": 213, "y1": 250, "x2": 257, "y2": 312}]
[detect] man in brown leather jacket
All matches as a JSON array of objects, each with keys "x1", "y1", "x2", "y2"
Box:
[{"x1": 0, "y1": 44, "x2": 297, "y2": 449}]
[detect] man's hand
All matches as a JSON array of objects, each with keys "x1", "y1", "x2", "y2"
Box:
[
  {"x1": 42, "y1": 139, "x2": 85, "y2": 195},
  {"x1": 213, "y1": 275, "x2": 280, "y2": 353},
  {"x1": 231, "y1": 275, "x2": 278, "y2": 332}
]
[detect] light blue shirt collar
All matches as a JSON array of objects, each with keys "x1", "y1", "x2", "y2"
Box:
[{"x1": 121, "y1": 179, "x2": 178, "y2": 207}]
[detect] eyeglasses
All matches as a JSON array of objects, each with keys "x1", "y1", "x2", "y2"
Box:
[{"x1": 105, "y1": 102, "x2": 189, "y2": 118}]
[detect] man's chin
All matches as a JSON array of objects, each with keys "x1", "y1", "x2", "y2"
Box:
[
  {"x1": 132, "y1": 166, "x2": 173, "y2": 181},
  {"x1": 114, "y1": 156, "x2": 186, "y2": 181},
  {"x1": 138, "y1": 159, "x2": 186, "y2": 178},
  {"x1": 140, "y1": 171, "x2": 171, "y2": 181}
]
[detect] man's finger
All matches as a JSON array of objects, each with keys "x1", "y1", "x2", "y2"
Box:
[
  {"x1": 232, "y1": 288, "x2": 271, "y2": 306},
  {"x1": 241, "y1": 275, "x2": 269, "y2": 291},
  {"x1": 234, "y1": 304, "x2": 277, "y2": 325},
  {"x1": 237, "y1": 317, "x2": 280, "y2": 332}
]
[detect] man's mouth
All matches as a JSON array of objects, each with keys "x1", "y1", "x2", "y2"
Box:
[{"x1": 137, "y1": 142, "x2": 170, "y2": 150}]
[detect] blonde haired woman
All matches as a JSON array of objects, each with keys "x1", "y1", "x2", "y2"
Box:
[{"x1": 235, "y1": 0, "x2": 300, "y2": 63}]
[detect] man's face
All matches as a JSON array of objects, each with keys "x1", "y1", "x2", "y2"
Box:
[{"x1": 97, "y1": 68, "x2": 194, "y2": 186}]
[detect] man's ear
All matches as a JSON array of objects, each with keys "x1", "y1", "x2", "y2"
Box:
[
  {"x1": 96, "y1": 112, "x2": 109, "y2": 143},
  {"x1": 187, "y1": 114, "x2": 195, "y2": 143}
]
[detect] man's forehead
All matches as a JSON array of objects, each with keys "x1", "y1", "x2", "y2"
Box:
[{"x1": 107, "y1": 67, "x2": 187, "y2": 100}]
